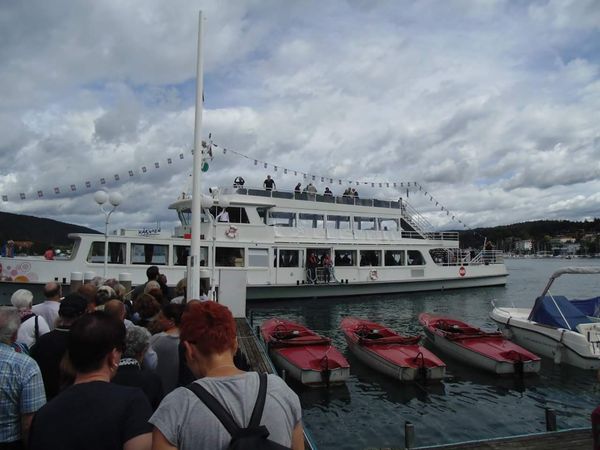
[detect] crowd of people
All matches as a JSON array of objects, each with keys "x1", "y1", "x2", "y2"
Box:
[{"x1": 1, "y1": 265, "x2": 304, "y2": 449}]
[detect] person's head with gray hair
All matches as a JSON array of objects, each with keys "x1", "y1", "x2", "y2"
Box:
[
  {"x1": 112, "y1": 283, "x2": 126, "y2": 301},
  {"x1": 123, "y1": 325, "x2": 151, "y2": 361},
  {"x1": 0, "y1": 306, "x2": 21, "y2": 344},
  {"x1": 10, "y1": 289, "x2": 34, "y2": 311},
  {"x1": 143, "y1": 280, "x2": 161, "y2": 294},
  {"x1": 96, "y1": 285, "x2": 116, "y2": 307}
]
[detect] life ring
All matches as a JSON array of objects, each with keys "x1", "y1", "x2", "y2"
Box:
[
  {"x1": 369, "y1": 269, "x2": 378, "y2": 281},
  {"x1": 225, "y1": 225, "x2": 238, "y2": 239}
]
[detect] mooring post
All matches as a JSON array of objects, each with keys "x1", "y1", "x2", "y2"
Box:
[
  {"x1": 405, "y1": 421, "x2": 415, "y2": 449},
  {"x1": 545, "y1": 407, "x2": 557, "y2": 431}
]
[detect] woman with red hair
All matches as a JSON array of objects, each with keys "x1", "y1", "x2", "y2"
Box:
[{"x1": 150, "y1": 301, "x2": 303, "y2": 449}]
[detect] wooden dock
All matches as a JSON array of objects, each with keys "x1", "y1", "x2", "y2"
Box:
[
  {"x1": 235, "y1": 318, "x2": 275, "y2": 374},
  {"x1": 402, "y1": 428, "x2": 591, "y2": 450},
  {"x1": 235, "y1": 318, "x2": 319, "y2": 450}
]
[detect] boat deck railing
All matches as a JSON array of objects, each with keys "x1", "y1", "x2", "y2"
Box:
[{"x1": 224, "y1": 186, "x2": 404, "y2": 209}]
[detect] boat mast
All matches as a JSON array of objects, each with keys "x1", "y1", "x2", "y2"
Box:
[{"x1": 187, "y1": 11, "x2": 204, "y2": 300}]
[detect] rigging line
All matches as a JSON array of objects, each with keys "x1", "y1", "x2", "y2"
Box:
[{"x1": 215, "y1": 139, "x2": 418, "y2": 188}]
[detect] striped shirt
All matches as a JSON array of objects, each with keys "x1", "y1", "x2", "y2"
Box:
[{"x1": 0, "y1": 343, "x2": 46, "y2": 443}]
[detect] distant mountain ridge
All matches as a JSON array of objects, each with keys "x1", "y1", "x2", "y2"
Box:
[{"x1": 0, "y1": 211, "x2": 100, "y2": 252}]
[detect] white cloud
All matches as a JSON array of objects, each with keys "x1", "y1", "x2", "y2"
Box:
[{"x1": 1, "y1": 0, "x2": 599, "y2": 233}]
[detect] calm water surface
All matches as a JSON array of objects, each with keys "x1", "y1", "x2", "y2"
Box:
[{"x1": 249, "y1": 258, "x2": 600, "y2": 449}]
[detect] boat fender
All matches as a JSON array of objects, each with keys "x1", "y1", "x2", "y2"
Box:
[{"x1": 225, "y1": 225, "x2": 238, "y2": 238}]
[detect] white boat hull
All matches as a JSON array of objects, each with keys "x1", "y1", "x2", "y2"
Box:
[
  {"x1": 490, "y1": 308, "x2": 600, "y2": 370},
  {"x1": 269, "y1": 349, "x2": 350, "y2": 386},
  {"x1": 344, "y1": 336, "x2": 445, "y2": 381},
  {"x1": 423, "y1": 328, "x2": 540, "y2": 374}
]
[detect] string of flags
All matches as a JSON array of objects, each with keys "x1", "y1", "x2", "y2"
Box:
[
  {"x1": 0, "y1": 133, "x2": 473, "y2": 232},
  {"x1": 1, "y1": 150, "x2": 190, "y2": 203},
  {"x1": 215, "y1": 140, "x2": 473, "y2": 231}
]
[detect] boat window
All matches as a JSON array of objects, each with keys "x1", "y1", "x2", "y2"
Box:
[
  {"x1": 335, "y1": 250, "x2": 356, "y2": 266},
  {"x1": 325, "y1": 215, "x2": 351, "y2": 229},
  {"x1": 131, "y1": 244, "x2": 169, "y2": 265},
  {"x1": 268, "y1": 211, "x2": 296, "y2": 227},
  {"x1": 354, "y1": 217, "x2": 377, "y2": 231},
  {"x1": 385, "y1": 250, "x2": 405, "y2": 266},
  {"x1": 86, "y1": 242, "x2": 126, "y2": 264},
  {"x1": 210, "y1": 206, "x2": 249, "y2": 224},
  {"x1": 298, "y1": 213, "x2": 324, "y2": 229},
  {"x1": 248, "y1": 248, "x2": 269, "y2": 267},
  {"x1": 257, "y1": 207, "x2": 268, "y2": 224},
  {"x1": 360, "y1": 250, "x2": 381, "y2": 266},
  {"x1": 278, "y1": 249, "x2": 302, "y2": 268},
  {"x1": 216, "y1": 247, "x2": 245, "y2": 267},
  {"x1": 429, "y1": 248, "x2": 453, "y2": 265},
  {"x1": 174, "y1": 245, "x2": 208, "y2": 266},
  {"x1": 178, "y1": 208, "x2": 209, "y2": 226},
  {"x1": 407, "y1": 250, "x2": 425, "y2": 266},
  {"x1": 379, "y1": 218, "x2": 399, "y2": 232}
]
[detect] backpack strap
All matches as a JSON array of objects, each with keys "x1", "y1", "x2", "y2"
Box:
[
  {"x1": 248, "y1": 372, "x2": 268, "y2": 428},
  {"x1": 186, "y1": 372, "x2": 268, "y2": 436},
  {"x1": 34, "y1": 315, "x2": 39, "y2": 341},
  {"x1": 186, "y1": 381, "x2": 241, "y2": 437}
]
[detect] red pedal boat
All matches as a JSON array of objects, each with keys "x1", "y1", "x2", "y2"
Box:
[
  {"x1": 261, "y1": 318, "x2": 350, "y2": 387},
  {"x1": 419, "y1": 313, "x2": 541, "y2": 375},
  {"x1": 340, "y1": 317, "x2": 446, "y2": 381}
]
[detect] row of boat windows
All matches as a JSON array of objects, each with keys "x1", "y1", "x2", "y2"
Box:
[
  {"x1": 263, "y1": 211, "x2": 399, "y2": 231},
  {"x1": 87, "y1": 242, "x2": 426, "y2": 267},
  {"x1": 177, "y1": 207, "x2": 400, "y2": 231}
]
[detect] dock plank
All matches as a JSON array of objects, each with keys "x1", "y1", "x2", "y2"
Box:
[
  {"x1": 235, "y1": 318, "x2": 274, "y2": 374},
  {"x1": 412, "y1": 428, "x2": 591, "y2": 450}
]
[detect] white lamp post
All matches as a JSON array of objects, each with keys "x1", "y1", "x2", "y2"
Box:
[{"x1": 94, "y1": 190, "x2": 122, "y2": 279}]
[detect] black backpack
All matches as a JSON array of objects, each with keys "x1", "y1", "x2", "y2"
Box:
[{"x1": 186, "y1": 372, "x2": 290, "y2": 450}]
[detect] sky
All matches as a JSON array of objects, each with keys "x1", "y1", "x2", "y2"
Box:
[{"x1": 1, "y1": 0, "x2": 599, "y2": 234}]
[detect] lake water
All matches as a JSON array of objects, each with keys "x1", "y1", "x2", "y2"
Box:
[{"x1": 249, "y1": 258, "x2": 600, "y2": 449}]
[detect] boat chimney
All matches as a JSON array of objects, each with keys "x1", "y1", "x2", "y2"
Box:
[{"x1": 83, "y1": 271, "x2": 95, "y2": 284}]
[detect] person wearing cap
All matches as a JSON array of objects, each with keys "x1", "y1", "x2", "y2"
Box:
[{"x1": 29, "y1": 294, "x2": 88, "y2": 400}]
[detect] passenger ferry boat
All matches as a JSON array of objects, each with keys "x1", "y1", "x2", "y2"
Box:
[{"x1": 0, "y1": 186, "x2": 507, "y2": 299}]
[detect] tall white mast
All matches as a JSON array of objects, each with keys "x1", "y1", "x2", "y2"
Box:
[{"x1": 187, "y1": 11, "x2": 204, "y2": 300}]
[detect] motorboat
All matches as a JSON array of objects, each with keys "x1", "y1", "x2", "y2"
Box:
[
  {"x1": 340, "y1": 317, "x2": 446, "y2": 381},
  {"x1": 419, "y1": 313, "x2": 540, "y2": 375},
  {"x1": 490, "y1": 267, "x2": 600, "y2": 369},
  {"x1": 261, "y1": 318, "x2": 350, "y2": 386}
]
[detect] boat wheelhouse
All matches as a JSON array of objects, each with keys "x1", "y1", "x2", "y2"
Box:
[{"x1": 0, "y1": 186, "x2": 507, "y2": 299}]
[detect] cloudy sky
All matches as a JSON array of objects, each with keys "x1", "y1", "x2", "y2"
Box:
[{"x1": 1, "y1": 0, "x2": 599, "y2": 233}]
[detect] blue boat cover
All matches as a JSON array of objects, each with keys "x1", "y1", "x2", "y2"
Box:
[
  {"x1": 571, "y1": 297, "x2": 600, "y2": 317},
  {"x1": 528, "y1": 295, "x2": 590, "y2": 330}
]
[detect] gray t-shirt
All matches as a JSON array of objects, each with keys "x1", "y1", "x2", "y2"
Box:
[
  {"x1": 150, "y1": 372, "x2": 301, "y2": 449},
  {"x1": 149, "y1": 332, "x2": 180, "y2": 394}
]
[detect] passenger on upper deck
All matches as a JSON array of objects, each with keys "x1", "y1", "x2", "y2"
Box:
[
  {"x1": 342, "y1": 188, "x2": 352, "y2": 197},
  {"x1": 306, "y1": 183, "x2": 317, "y2": 199},
  {"x1": 294, "y1": 182, "x2": 302, "y2": 194},
  {"x1": 324, "y1": 187, "x2": 332, "y2": 196},
  {"x1": 263, "y1": 175, "x2": 276, "y2": 191},
  {"x1": 233, "y1": 176, "x2": 245, "y2": 188},
  {"x1": 352, "y1": 188, "x2": 359, "y2": 198}
]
